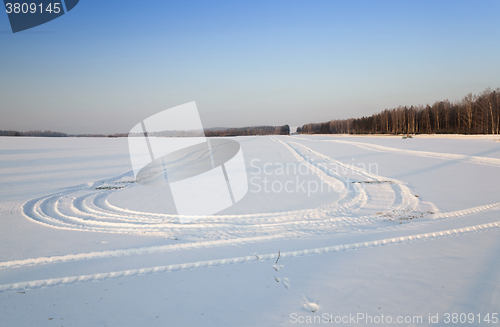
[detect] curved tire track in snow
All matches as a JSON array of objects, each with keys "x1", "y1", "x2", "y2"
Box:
[
  {"x1": 281, "y1": 138, "x2": 420, "y2": 214},
  {"x1": 19, "y1": 136, "x2": 500, "y2": 240},
  {"x1": 22, "y1": 138, "x2": 426, "y2": 237}
]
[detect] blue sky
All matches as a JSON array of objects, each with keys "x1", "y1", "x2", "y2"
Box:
[{"x1": 1, "y1": 0, "x2": 500, "y2": 134}]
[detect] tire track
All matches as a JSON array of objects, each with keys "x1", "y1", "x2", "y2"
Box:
[
  {"x1": 1, "y1": 219, "x2": 499, "y2": 293},
  {"x1": 280, "y1": 137, "x2": 419, "y2": 213},
  {"x1": 22, "y1": 138, "x2": 417, "y2": 236},
  {"x1": 5, "y1": 200, "x2": 500, "y2": 270},
  {"x1": 0, "y1": 202, "x2": 23, "y2": 216},
  {"x1": 19, "y1": 137, "x2": 500, "y2": 240},
  {"x1": 294, "y1": 136, "x2": 500, "y2": 167}
]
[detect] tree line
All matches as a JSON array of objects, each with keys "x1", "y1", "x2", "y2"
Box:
[
  {"x1": 298, "y1": 87, "x2": 500, "y2": 135},
  {"x1": 205, "y1": 125, "x2": 290, "y2": 137},
  {"x1": 1, "y1": 126, "x2": 291, "y2": 138},
  {"x1": 0, "y1": 130, "x2": 68, "y2": 137}
]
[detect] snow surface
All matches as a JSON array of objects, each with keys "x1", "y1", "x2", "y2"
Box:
[{"x1": 0, "y1": 135, "x2": 499, "y2": 326}]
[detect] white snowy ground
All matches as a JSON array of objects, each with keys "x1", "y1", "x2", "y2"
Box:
[{"x1": 0, "y1": 135, "x2": 499, "y2": 327}]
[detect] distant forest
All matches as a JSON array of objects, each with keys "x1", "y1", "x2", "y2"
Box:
[
  {"x1": 205, "y1": 125, "x2": 290, "y2": 137},
  {"x1": 0, "y1": 130, "x2": 128, "y2": 137},
  {"x1": 0, "y1": 125, "x2": 291, "y2": 137},
  {"x1": 298, "y1": 87, "x2": 500, "y2": 135},
  {"x1": 0, "y1": 130, "x2": 69, "y2": 137}
]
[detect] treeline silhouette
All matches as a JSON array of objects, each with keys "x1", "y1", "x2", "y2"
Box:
[
  {"x1": 0, "y1": 130, "x2": 129, "y2": 137},
  {"x1": 205, "y1": 125, "x2": 290, "y2": 137},
  {"x1": 0, "y1": 130, "x2": 68, "y2": 137},
  {"x1": 298, "y1": 87, "x2": 500, "y2": 135},
  {"x1": 1, "y1": 126, "x2": 291, "y2": 138}
]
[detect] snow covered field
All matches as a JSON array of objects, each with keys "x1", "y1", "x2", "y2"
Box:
[{"x1": 1, "y1": 135, "x2": 499, "y2": 326}]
